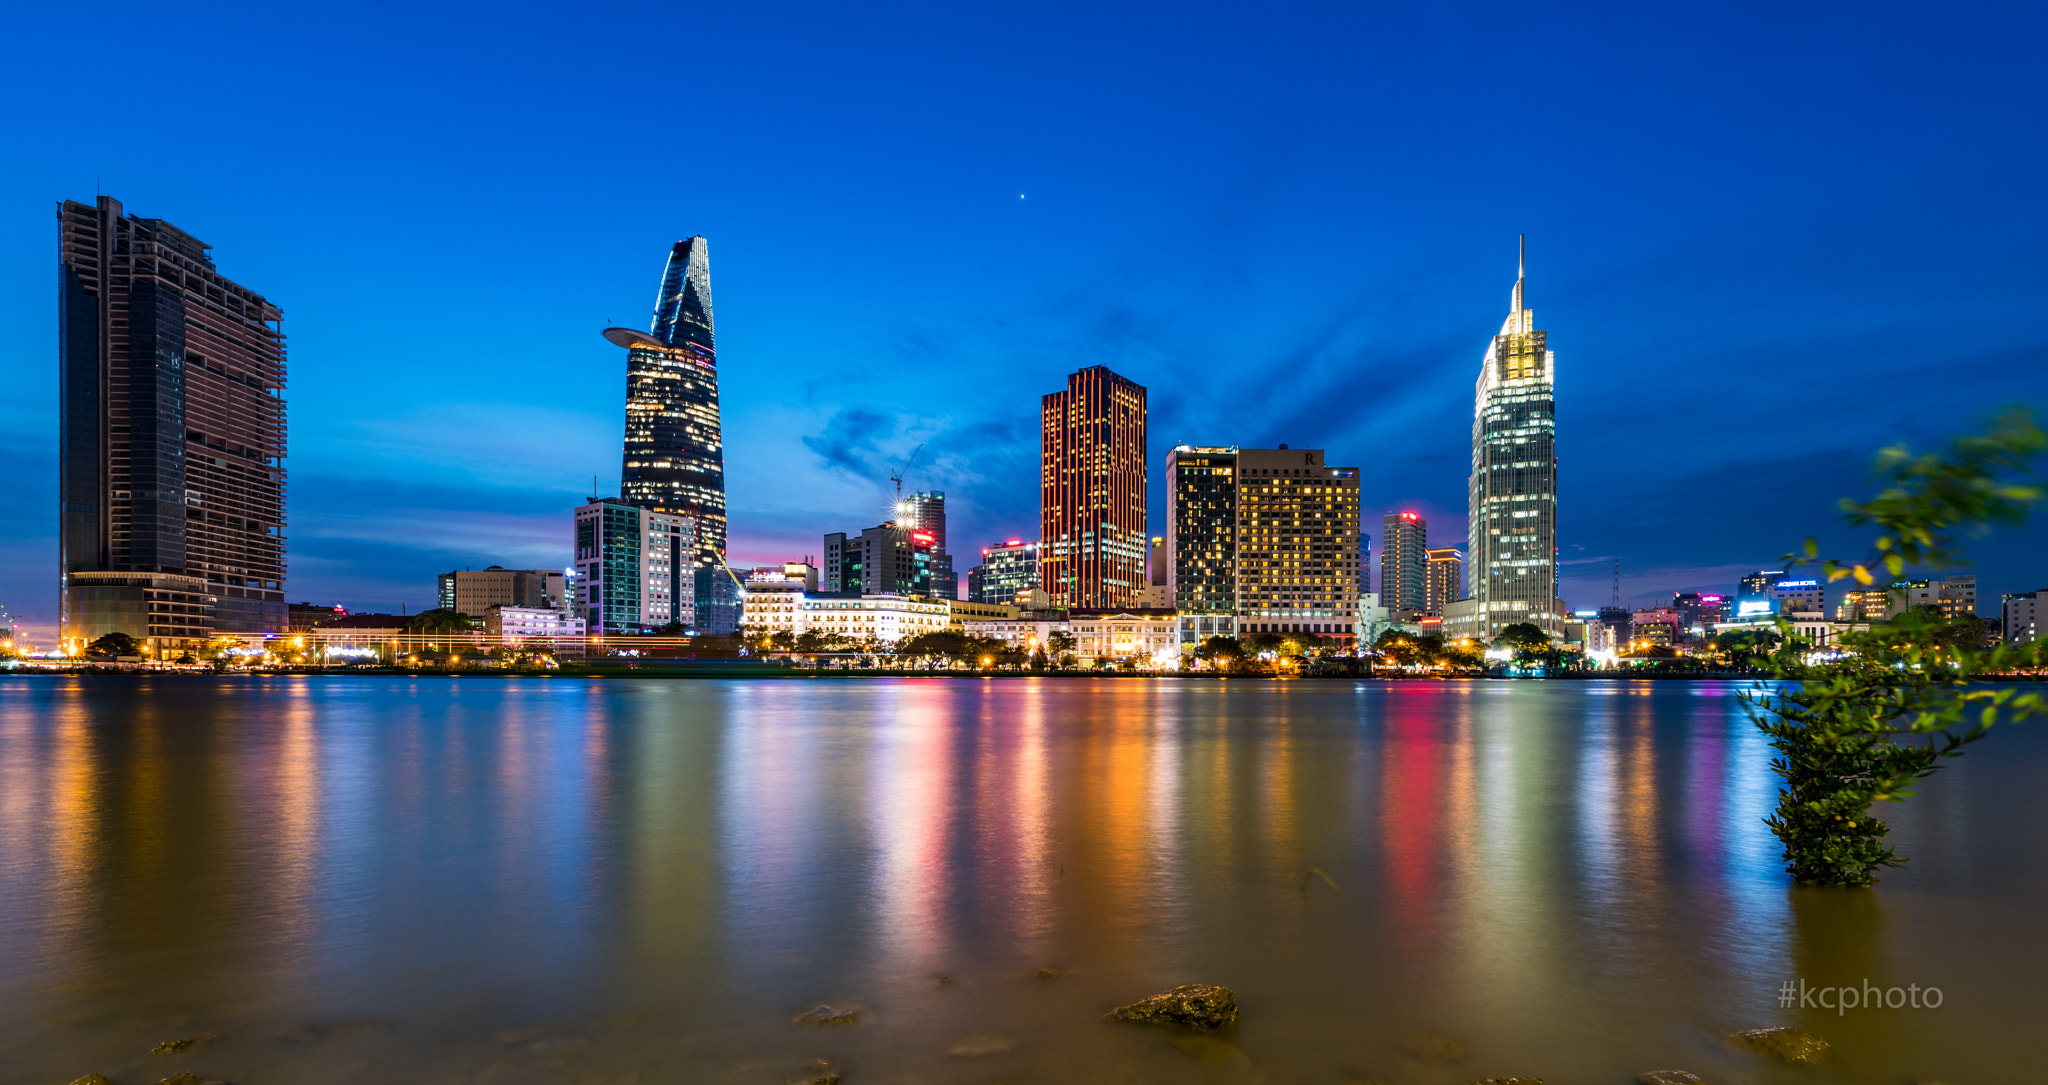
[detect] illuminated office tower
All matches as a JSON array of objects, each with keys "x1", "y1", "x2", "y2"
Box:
[
  {"x1": 896, "y1": 490, "x2": 955, "y2": 599},
  {"x1": 1165, "y1": 445, "x2": 1239, "y2": 645},
  {"x1": 1379, "y1": 511, "x2": 1428, "y2": 618},
  {"x1": 58, "y1": 196, "x2": 288, "y2": 650},
  {"x1": 1425, "y1": 547, "x2": 1464, "y2": 615},
  {"x1": 603, "y1": 236, "x2": 726, "y2": 569},
  {"x1": 968, "y1": 539, "x2": 1040, "y2": 605},
  {"x1": 1462, "y1": 237, "x2": 1562, "y2": 640},
  {"x1": 573, "y1": 498, "x2": 696, "y2": 634},
  {"x1": 1040, "y1": 366, "x2": 1147, "y2": 608},
  {"x1": 1233, "y1": 447, "x2": 1361, "y2": 639}
]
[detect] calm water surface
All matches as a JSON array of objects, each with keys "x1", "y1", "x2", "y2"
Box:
[{"x1": 1, "y1": 676, "x2": 2044, "y2": 1084}]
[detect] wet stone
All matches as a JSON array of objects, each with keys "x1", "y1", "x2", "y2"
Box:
[
  {"x1": 157, "y1": 1074, "x2": 226, "y2": 1085},
  {"x1": 1400, "y1": 1032, "x2": 1465, "y2": 1063},
  {"x1": 791, "y1": 1004, "x2": 864, "y2": 1026},
  {"x1": 68, "y1": 1077, "x2": 112, "y2": 1085},
  {"x1": 1107, "y1": 984, "x2": 1239, "y2": 1031},
  {"x1": 1638, "y1": 1073, "x2": 1704, "y2": 1085},
  {"x1": 1465, "y1": 1079, "x2": 1544, "y2": 1085},
  {"x1": 1729, "y1": 1026, "x2": 1829, "y2": 1064},
  {"x1": 151, "y1": 1035, "x2": 221, "y2": 1055}
]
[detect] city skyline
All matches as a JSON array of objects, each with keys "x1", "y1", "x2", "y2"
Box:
[{"x1": 6, "y1": 3, "x2": 2048, "y2": 639}]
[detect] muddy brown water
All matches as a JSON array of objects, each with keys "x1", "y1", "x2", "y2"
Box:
[{"x1": 1, "y1": 676, "x2": 2043, "y2": 1083}]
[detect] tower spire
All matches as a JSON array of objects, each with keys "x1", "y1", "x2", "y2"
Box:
[{"x1": 1510, "y1": 233, "x2": 1526, "y2": 315}]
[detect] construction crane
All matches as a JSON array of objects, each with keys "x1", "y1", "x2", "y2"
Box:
[{"x1": 889, "y1": 443, "x2": 925, "y2": 503}]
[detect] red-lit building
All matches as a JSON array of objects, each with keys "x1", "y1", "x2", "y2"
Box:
[{"x1": 1040, "y1": 366, "x2": 1147, "y2": 609}]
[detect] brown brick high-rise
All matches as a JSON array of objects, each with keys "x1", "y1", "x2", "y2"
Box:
[
  {"x1": 1040, "y1": 366, "x2": 1146, "y2": 609},
  {"x1": 59, "y1": 196, "x2": 287, "y2": 650}
]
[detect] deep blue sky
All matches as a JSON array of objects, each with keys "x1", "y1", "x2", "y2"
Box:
[{"x1": 5, "y1": 1, "x2": 2046, "y2": 639}]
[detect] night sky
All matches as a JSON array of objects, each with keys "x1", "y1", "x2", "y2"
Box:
[{"x1": 4, "y1": 1, "x2": 2046, "y2": 640}]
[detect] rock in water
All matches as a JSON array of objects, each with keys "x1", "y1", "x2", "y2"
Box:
[
  {"x1": 150, "y1": 1035, "x2": 221, "y2": 1055},
  {"x1": 68, "y1": 1077, "x2": 112, "y2": 1085},
  {"x1": 1729, "y1": 1026, "x2": 1829, "y2": 1064},
  {"x1": 156, "y1": 1074, "x2": 226, "y2": 1085},
  {"x1": 1638, "y1": 1073, "x2": 1704, "y2": 1085},
  {"x1": 1464, "y1": 1079, "x2": 1544, "y2": 1085},
  {"x1": 790, "y1": 1004, "x2": 864, "y2": 1026},
  {"x1": 1107, "y1": 984, "x2": 1239, "y2": 1031}
]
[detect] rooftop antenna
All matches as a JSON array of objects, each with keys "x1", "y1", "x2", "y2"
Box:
[{"x1": 1612, "y1": 558, "x2": 1621, "y2": 608}]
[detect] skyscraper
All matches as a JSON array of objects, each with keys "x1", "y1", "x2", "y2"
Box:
[
  {"x1": 1462, "y1": 237, "x2": 1562, "y2": 641},
  {"x1": 1425, "y1": 547, "x2": 1464, "y2": 616},
  {"x1": 603, "y1": 236, "x2": 725, "y2": 569},
  {"x1": 573, "y1": 498, "x2": 696, "y2": 634},
  {"x1": 58, "y1": 196, "x2": 288, "y2": 650},
  {"x1": 1233, "y1": 448, "x2": 1362, "y2": 639},
  {"x1": 1380, "y1": 511, "x2": 1428, "y2": 619},
  {"x1": 1040, "y1": 366, "x2": 1147, "y2": 608},
  {"x1": 896, "y1": 491, "x2": 955, "y2": 599},
  {"x1": 1165, "y1": 445, "x2": 1239, "y2": 645}
]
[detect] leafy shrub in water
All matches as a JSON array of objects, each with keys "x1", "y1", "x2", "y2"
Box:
[{"x1": 1745, "y1": 409, "x2": 2048, "y2": 886}]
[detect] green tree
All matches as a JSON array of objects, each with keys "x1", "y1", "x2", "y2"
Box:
[
  {"x1": 1045, "y1": 630, "x2": 1076, "y2": 666},
  {"x1": 1243, "y1": 632, "x2": 1284, "y2": 656},
  {"x1": 87, "y1": 632, "x2": 141, "y2": 658},
  {"x1": 405, "y1": 609, "x2": 474, "y2": 634},
  {"x1": 1492, "y1": 622, "x2": 1548, "y2": 651},
  {"x1": 1712, "y1": 628, "x2": 1783, "y2": 670},
  {"x1": 1749, "y1": 408, "x2": 2048, "y2": 886},
  {"x1": 1194, "y1": 635, "x2": 1245, "y2": 670}
]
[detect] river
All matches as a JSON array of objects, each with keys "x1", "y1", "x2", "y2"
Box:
[{"x1": 1, "y1": 676, "x2": 2042, "y2": 1084}]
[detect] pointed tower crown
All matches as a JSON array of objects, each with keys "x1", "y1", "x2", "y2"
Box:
[
  {"x1": 650, "y1": 236, "x2": 714, "y2": 348},
  {"x1": 1510, "y1": 233, "x2": 1526, "y2": 315}
]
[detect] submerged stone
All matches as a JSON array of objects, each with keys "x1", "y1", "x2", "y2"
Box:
[
  {"x1": 1035, "y1": 967, "x2": 1065, "y2": 978},
  {"x1": 1400, "y1": 1032, "x2": 1465, "y2": 1063},
  {"x1": 1638, "y1": 1073, "x2": 1704, "y2": 1085},
  {"x1": 1729, "y1": 1026, "x2": 1829, "y2": 1064},
  {"x1": 790, "y1": 1005, "x2": 864, "y2": 1026},
  {"x1": 68, "y1": 1077, "x2": 112, "y2": 1085},
  {"x1": 1107, "y1": 984, "x2": 1239, "y2": 1031},
  {"x1": 150, "y1": 1035, "x2": 220, "y2": 1055},
  {"x1": 157, "y1": 1074, "x2": 226, "y2": 1085}
]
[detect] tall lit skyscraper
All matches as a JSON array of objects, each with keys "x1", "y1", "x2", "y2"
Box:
[
  {"x1": 58, "y1": 196, "x2": 288, "y2": 649},
  {"x1": 1040, "y1": 366, "x2": 1147, "y2": 608},
  {"x1": 896, "y1": 491, "x2": 954, "y2": 599},
  {"x1": 1463, "y1": 237, "x2": 1561, "y2": 640},
  {"x1": 1380, "y1": 511, "x2": 1428, "y2": 618},
  {"x1": 1425, "y1": 547, "x2": 1464, "y2": 616},
  {"x1": 1166, "y1": 445, "x2": 1238, "y2": 645},
  {"x1": 1233, "y1": 448, "x2": 1361, "y2": 639},
  {"x1": 603, "y1": 236, "x2": 725, "y2": 569}
]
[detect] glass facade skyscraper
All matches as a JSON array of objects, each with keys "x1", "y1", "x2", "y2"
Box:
[
  {"x1": 604, "y1": 236, "x2": 725, "y2": 570},
  {"x1": 1464, "y1": 237, "x2": 1562, "y2": 640},
  {"x1": 58, "y1": 196, "x2": 288, "y2": 650},
  {"x1": 1040, "y1": 366, "x2": 1147, "y2": 609}
]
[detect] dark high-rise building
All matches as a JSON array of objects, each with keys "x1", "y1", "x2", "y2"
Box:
[
  {"x1": 1464, "y1": 237, "x2": 1562, "y2": 640},
  {"x1": 1165, "y1": 445, "x2": 1238, "y2": 644},
  {"x1": 1380, "y1": 511, "x2": 1428, "y2": 618},
  {"x1": 1041, "y1": 366, "x2": 1147, "y2": 609},
  {"x1": 822, "y1": 524, "x2": 933, "y2": 596},
  {"x1": 896, "y1": 491, "x2": 954, "y2": 599},
  {"x1": 58, "y1": 196, "x2": 288, "y2": 651},
  {"x1": 603, "y1": 236, "x2": 725, "y2": 569}
]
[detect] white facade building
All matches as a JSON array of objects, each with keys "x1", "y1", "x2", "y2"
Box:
[
  {"x1": 2003, "y1": 590, "x2": 2042, "y2": 646},
  {"x1": 487, "y1": 606, "x2": 586, "y2": 642},
  {"x1": 739, "y1": 585, "x2": 949, "y2": 646},
  {"x1": 1071, "y1": 610, "x2": 1179, "y2": 666},
  {"x1": 962, "y1": 616, "x2": 1070, "y2": 653}
]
